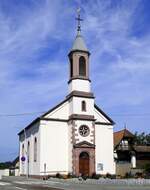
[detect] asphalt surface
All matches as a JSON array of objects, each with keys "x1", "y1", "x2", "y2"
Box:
[
  {"x1": 0, "y1": 176, "x2": 60, "y2": 190},
  {"x1": 0, "y1": 176, "x2": 150, "y2": 190}
]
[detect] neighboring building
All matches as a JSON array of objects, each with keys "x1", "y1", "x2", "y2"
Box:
[
  {"x1": 114, "y1": 129, "x2": 150, "y2": 176},
  {"x1": 9, "y1": 157, "x2": 19, "y2": 176},
  {"x1": 18, "y1": 13, "x2": 115, "y2": 178},
  {"x1": 0, "y1": 157, "x2": 19, "y2": 177}
]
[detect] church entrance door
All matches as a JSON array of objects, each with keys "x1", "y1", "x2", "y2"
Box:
[{"x1": 79, "y1": 152, "x2": 89, "y2": 176}]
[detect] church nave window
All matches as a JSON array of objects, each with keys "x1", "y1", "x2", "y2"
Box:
[
  {"x1": 81, "y1": 101, "x2": 86, "y2": 112},
  {"x1": 34, "y1": 137, "x2": 37, "y2": 162},
  {"x1": 79, "y1": 56, "x2": 86, "y2": 76}
]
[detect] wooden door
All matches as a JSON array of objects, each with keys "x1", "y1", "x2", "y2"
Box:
[{"x1": 79, "y1": 152, "x2": 89, "y2": 176}]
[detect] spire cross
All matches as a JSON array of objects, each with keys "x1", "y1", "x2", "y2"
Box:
[
  {"x1": 76, "y1": 8, "x2": 83, "y2": 33},
  {"x1": 124, "y1": 123, "x2": 127, "y2": 129}
]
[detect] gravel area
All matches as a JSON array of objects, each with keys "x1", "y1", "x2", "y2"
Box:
[{"x1": 48, "y1": 177, "x2": 150, "y2": 185}]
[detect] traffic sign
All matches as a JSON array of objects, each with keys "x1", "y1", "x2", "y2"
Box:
[{"x1": 21, "y1": 156, "x2": 26, "y2": 162}]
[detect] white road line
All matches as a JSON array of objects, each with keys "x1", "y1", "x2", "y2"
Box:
[
  {"x1": 44, "y1": 185, "x2": 66, "y2": 190},
  {"x1": 15, "y1": 187, "x2": 27, "y2": 190},
  {"x1": 14, "y1": 181, "x2": 26, "y2": 184},
  {"x1": 0, "y1": 182, "x2": 10, "y2": 186}
]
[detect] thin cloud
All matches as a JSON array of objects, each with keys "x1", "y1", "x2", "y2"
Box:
[{"x1": 0, "y1": 0, "x2": 149, "y2": 161}]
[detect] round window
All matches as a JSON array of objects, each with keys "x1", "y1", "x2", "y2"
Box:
[{"x1": 79, "y1": 125, "x2": 90, "y2": 137}]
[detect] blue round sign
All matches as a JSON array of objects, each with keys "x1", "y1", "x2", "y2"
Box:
[{"x1": 21, "y1": 156, "x2": 26, "y2": 162}]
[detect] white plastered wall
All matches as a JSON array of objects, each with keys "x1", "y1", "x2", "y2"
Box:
[
  {"x1": 44, "y1": 101, "x2": 69, "y2": 120},
  {"x1": 68, "y1": 79, "x2": 91, "y2": 93},
  {"x1": 19, "y1": 122, "x2": 40, "y2": 176},
  {"x1": 68, "y1": 121, "x2": 73, "y2": 173},
  {"x1": 40, "y1": 120, "x2": 69, "y2": 175},
  {"x1": 70, "y1": 97, "x2": 94, "y2": 116},
  {"x1": 94, "y1": 107, "x2": 111, "y2": 123},
  {"x1": 95, "y1": 124, "x2": 115, "y2": 174}
]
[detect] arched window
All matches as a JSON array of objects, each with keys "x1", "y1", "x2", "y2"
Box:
[
  {"x1": 70, "y1": 58, "x2": 73, "y2": 77},
  {"x1": 22, "y1": 144, "x2": 24, "y2": 156},
  {"x1": 34, "y1": 137, "x2": 37, "y2": 162},
  {"x1": 79, "y1": 56, "x2": 86, "y2": 76},
  {"x1": 27, "y1": 141, "x2": 30, "y2": 162},
  {"x1": 81, "y1": 101, "x2": 86, "y2": 112}
]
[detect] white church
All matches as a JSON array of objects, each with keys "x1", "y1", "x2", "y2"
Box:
[{"x1": 18, "y1": 12, "x2": 115, "y2": 177}]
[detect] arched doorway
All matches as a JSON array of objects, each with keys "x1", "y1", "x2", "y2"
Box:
[{"x1": 79, "y1": 152, "x2": 89, "y2": 176}]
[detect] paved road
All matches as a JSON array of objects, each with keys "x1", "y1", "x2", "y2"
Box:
[
  {"x1": 0, "y1": 176, "x2": 150, "y2": 190},
  {"x1": 0, "y1": 177, "x2": 60, "y2": 190}
]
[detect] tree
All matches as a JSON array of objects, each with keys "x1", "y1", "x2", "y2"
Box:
[
  {"x1": 0, "y1": 162, "x2": 12, "y2": 169},
  {"x1": 134, "y1": 132, "x2": 150, "y2": 145}
]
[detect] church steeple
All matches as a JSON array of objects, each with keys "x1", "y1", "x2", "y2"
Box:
[
  {"x1": 70, "y1": 8, "x2": 89, "y2": 53},
  {"x1": 68, "y1": 9, "x2": 91, "y2": 90}
]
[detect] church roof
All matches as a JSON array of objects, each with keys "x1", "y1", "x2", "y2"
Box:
[
  {"x1": 114, "y1": 129, "x2": 134, "y2": 148},
  {"x1": 94, "y1": 104, "x2": 115, "y2": 125},
  {"x1": 18, "y1": 98, "x2": 115, "y2": 136},
  {"x1": 71, "y1": 32, "x2": 88, "y2": 52},
  {"x1": 18, "y1": 98, "x2": 68, "y2": 135}
]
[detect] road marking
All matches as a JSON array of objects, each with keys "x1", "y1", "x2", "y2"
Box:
[
  {"x1": 15, "y1": 187, "x2": 27, "y2": 190},
  {"x1": 14, "y1": 181, "x2": 26, "y2": 184},
  {"x1": 44, "y1": 185, "x2": 66, "y2": 190},
  {"x1": 14, "y1": 181, "x2": 43, "y2": 185},
  {"x1": 0, "y1": 182, "x2": 10, "y2": 186}
]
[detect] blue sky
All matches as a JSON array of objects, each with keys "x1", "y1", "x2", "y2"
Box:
[{"x1": 0, "y1": 0, "x2": 150, "y2": 161}]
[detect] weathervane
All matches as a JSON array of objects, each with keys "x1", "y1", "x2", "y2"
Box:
[{"x1": 76, "y1": 8, "x2": 83, "y2": 33}]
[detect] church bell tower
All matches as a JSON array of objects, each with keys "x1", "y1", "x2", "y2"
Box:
[
  {"x1": 67, "y1": 10, "x2": 95, "y2": 176},
  {"x1": 68, "y1": 10, "x2": 93, "y2": 97}
]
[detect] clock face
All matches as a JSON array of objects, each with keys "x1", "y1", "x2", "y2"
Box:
[{"x1": 79, "y1": 125, "x2": 90, "y2": 137}]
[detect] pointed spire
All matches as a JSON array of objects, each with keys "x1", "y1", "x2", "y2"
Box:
[{"x1": 70, "y1": 8, "x2": 89, "y2": 53}]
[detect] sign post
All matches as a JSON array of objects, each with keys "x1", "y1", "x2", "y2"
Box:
[{"x1": 24, "y1": 129, "x2": 29, "y2": 178}]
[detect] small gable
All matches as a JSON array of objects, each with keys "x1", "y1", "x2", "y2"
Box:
[
  {"x1": 42, "y1": 99, "x2": 69, "y2": 120},
  {"x1": 74, "y1": 141, "x2": 95, "y2": 148},
  {"x1": 114, "y1": 129, "x2": 134, "y2": 148},
  {"x1": 94, "y1": 104, "x2": 115, "y2": 125}
]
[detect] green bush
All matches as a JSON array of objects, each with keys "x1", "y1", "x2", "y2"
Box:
[
  {"x1": 125, "y1": 172, "x2": 132, "y2": 178},
  {"x1": 55, "y1": 173, "x2": 63, "y2": 179},
  {"x1": 144, "y1": 163, "x2": 150, "y2": 174},
  {"x1": 91, "y1": 172, "x2": 101, "y2": 179},
  {"x1": 67, "y1": 173, "x2": 76, "y2": 178},
  {"x1": 106, "y1": 173, "x2": 112, "y2": 178}
]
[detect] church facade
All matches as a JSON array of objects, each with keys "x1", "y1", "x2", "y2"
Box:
[{"x1": 18, "y1": 15, "x2": 115, "y2": 177}]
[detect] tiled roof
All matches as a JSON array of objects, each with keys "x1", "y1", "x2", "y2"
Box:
[{"x1": 114, "y1": 129, "x2": 134, "y2": 148}]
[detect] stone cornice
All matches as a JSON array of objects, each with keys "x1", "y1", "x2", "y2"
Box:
[
  {"x1": 68, "y1": 76, "x2": 91, "y2": 84},
  {"x1": 69, "y1": 114, "x2": 95, "y2": 121},
  {"x1": 66, "y1": 90, "x2": 94, "y2": 99}
]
